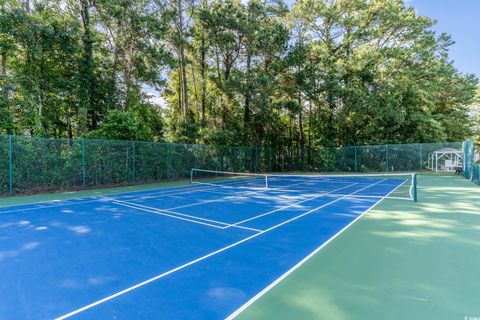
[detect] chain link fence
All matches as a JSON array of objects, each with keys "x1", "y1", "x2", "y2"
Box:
[{"x1": 0, "y1": 135, "x2": 467, "y2": 196}]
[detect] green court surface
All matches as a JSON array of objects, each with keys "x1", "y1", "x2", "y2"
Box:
[
  {"x1": 2, "y1": 174, "x2": 478, "y2": 319},
  {"x1": 236, "y1": 175, "x2": 480, "y2": 320}
]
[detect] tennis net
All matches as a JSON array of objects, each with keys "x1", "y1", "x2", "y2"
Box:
[{"x1": 190, "y1": 168, "x2": 417, "y2": 202}]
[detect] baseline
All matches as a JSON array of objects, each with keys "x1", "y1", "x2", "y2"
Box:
[{"x1": 53, "y1": 180, "x2": 386, "y2": 320}]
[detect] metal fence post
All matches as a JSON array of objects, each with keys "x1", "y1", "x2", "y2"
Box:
[
  {"x1": 192, "y1": 145, "x2": 197, "y2": 173},
  {"x1": 166, "y1": 143, "x2": 171, "y2": 180},
  {"x1": 470, "y1": 140, "x2": 475, "y2": 180},
  {"x1": 354, "y1": 146, "x2": 358, "y2": 172},
  {"x1": 81, "y1": 138, "x2": 86, "y2": 189},
  {"x1": 419, "y1": 144, "x2": 423, "y2": 172},
  {"x1": 220, "y1": 152, "x2": 224, "y2": 172},
  {"x1": 132, "y1": 141, "x2": 136, "y2": 181},
  {"x1": 269, "y1": 148, "x2": 272, "y2": 173},
  {"x1": 8, "y1": 135, "x2": 13, "y2": 195},
  {"x1": 385, "y1": 144, "x2": 389, "y2": 172},
  {"x1": 302, "y1": 148, "x2": 306, "y2": 172}
]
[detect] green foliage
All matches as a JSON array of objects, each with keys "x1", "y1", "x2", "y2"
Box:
[
  {"x1": 471, "y1": 87, "x2": 480, "y2": 144},
  {"x1": 0, "y1": 133, "x2": 465, "y2": 195},
  {"x1": 86, "y1": 106, "x2": 163, "y2": 141},
  {"x1": 0, "y1": 0, "x2": 477, "y2": 152}
]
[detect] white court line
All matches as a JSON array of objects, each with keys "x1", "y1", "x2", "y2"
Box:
[
  {"x1": 191, "y1": 176, "x2": 322, "y2": 193},
  {"x1": 119, "y1": 176, "x2": 290, "y2": 206},
  {"x1": 111, "y1": 199, "x2": 229, "y2": 226},
  {"x1": 110, "y1": 200, "x2": 262, "y2": 233},
  {"x1": 270, "y1": 179, "x2": 408, "y2": 195},
  {"x1": 320, "y1": 179, "x2": 410, "y2": 200},
  {"x1": 0, "y1": 198, "x2": 109, "y2": 214},
  {"x1": 113, "y1": 183, "x2": 372, "y2": 233},
  {"x1": 114, "y1": 182, "x2": 379, "y2": 234},
  {"x1": 111, "y1": 201, "x2": 227, "y2": 230},
  {"x1": 114, "y1": 183, "x2": 232, "y2": 200},
  {"x1": 191, "y1": 181, "x2": 264, "y2": 191},
  {"x1": 224, "y1": 183, "x2": 359, "y2": 230},
  {"x1": 136, "y1": 183, "x2": 244, "y2": 200},
  {"x1": 225, "y1": 178, "x2": 408, "y2": 319},
  {"x1": 164, "y1": 188, "x2": 267, "y2": 211},
  {"x1": 323, "y1": 194, "x2": 411, "y2": 200},
  {"x1": 0, "y1": 183, "x2": 233, "y2": 215},
  {"x1": 0, "y1": 185, "x2": 242, "y2": 214},
  {"x1": 165, "y1": 179, "x2": 318, "y2": 212},
  {"x1": 54, "y1": 179, "x2": 386, "y2": 320}
]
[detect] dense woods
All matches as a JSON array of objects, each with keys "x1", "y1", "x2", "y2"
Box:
[{"x1": 0, "y1": 0, "x2": 478, "y2": 149}]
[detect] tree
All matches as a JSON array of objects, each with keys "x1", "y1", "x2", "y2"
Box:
[{"x1": 0, "y1": 0, "x2": 477, "y2": 155}]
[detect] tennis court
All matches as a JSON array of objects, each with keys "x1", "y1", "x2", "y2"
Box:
[{"x1": 1, "y1": 170, "x2": 415, "y2": 319}]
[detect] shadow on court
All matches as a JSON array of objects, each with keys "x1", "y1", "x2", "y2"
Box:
[{"x1": 236, "y1": 175, "x2": 480, "y2": 320}]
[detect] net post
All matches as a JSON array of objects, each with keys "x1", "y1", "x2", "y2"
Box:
[
  {"x1": 8, "y1": 134, "x2": 13, "y2": 196},
  {"x1": 463, "y1": 140, "x2": 471, "y2": 180},
  {"x1": 413, "y1": 173, "x2": 417, "y2": 202},
  {"x1": 189, "y1": 168, "x2": 194, "y2": 184},
  {"x1": 264, "y1": 174, "x2": 268, "y2": 190},
  {"x1": 81, "y1": 138, "x2": 86, "y2": 190},
  {"x1": 470, "y1": 140, "x2": 475, "y2": 181}
]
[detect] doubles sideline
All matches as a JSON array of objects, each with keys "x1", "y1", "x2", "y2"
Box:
[{"x1": 54, "y1": 179, "x2": 387, "y2": 320}]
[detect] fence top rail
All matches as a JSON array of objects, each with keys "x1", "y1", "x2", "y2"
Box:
[
  {"x1": 0, "y1": 134, "x2": 465, "y2": 153},
  {"x1": 0, "y1": 135, "x2": 267, "y2": 151}
]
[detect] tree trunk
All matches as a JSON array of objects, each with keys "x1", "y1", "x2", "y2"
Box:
[
  {"x1": 109, "y1": 47, "x2": 119, "y2": 109},
  {"x1": 67, "y1": 109, "x2": 73, "y2": 140},
  {"x1": 0, "y1": 0, "x2": 6, "y2": 102},
  {"x1": 124, "y1": 41, "x2": 136, "y2": 110},
  {"x1": 78, "y1": 0, "x2": 94, "y2": 135},
  {"x1": 178, "y1": 70, "x2": 183, "y2": 113},
  {"x1": 1, "y1": 52, "x2": 5, "y2": 76},
  {"x1": 1, "y1": 51, "x2": 7, "y2": 100},
  {"x1": 214, "y1": 48, "x2": 221, "y2": 81},
  {"x1": 37, "y1": 85, "x2": 43, "y2": 132},
  {"x1": 191, "y1": 64, "x2": 200, "y2": 114},
  {"x1": 244, "y1": 52, "x2": 251, "y2": 124},
  {"x1": 327, "y1": 88, "x2": 335, "y2": 146},
  {"x1": 308, "y1": 99, "x2": 312, "y2": 164},
  {"x1": 200, "y1": 30, "x2": 206, "y2": 123},
  {"x1": 298, "y1": 94, "x2": 304, "y2": 166},
  {"x1": 177, "y1": 0, "x2": 189, "y2": 119},
  {"x1": 298, "y1": 95, "x2": 304, "y2": 149}
]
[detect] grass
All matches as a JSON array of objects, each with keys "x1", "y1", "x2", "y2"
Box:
[{"x1": 236, "y1": 175, "x2": 480, "y2": 320}]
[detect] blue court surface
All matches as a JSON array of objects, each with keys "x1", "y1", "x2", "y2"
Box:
[{"x1": 0, "y1": 176, "x2": 406, "y2": 319}]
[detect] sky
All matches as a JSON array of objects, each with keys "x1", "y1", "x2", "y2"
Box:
[
  {"x1": 284, "y1": 0, "x2": 480, "y2": 78},
  {"x1": 149, "y1": 0, "x2": 480, "y2": 106},
  {"x1": 409, "y1": 0, "x2": 480, "y2": 78}
]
